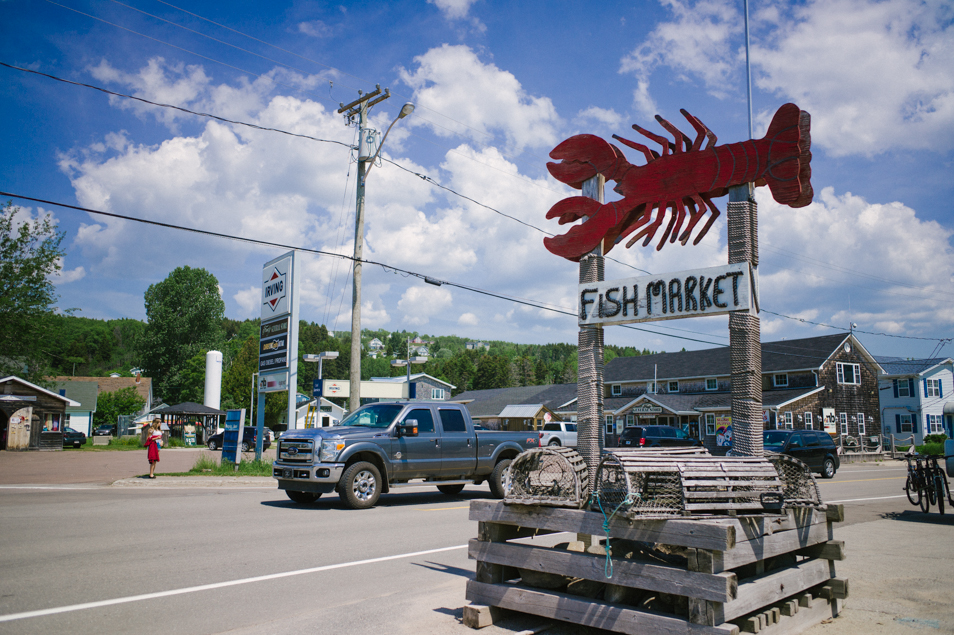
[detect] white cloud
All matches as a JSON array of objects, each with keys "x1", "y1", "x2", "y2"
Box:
[
  {"x1": 752, "y1": 0, "x2": 954, "y2": 156},
  {"x1": 298, "y1": 20, "x2": 333, "y2": 38},
  {"x1": 398, "y1": 285, "x2": 453, "y2": 326},
  {"x1": 758, "y1": 186, "x2": 954, "y2": 336},
  {"x1": 458, "y1": 312, "x2": 479, "y2": 326},
  {"x1": 54, "y1": 258, "x2": 86, "y2": 284},
  {"x1": 576, "y1": 106, "x2": 624, "y2": 129},
  {"x1": 619, "y1": 0, "x2": 741, "y2": 111},
  {"x1": 233, "y1": 286, "x2": 259, "y2": 316},
  {"x1": 428, "y1": 0, "x2": 479, "y2": 20},
  {"x1": 398, "y1": 45, "x2": 561, "y2": 154}
]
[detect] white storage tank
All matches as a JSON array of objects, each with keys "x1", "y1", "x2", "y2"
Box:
[{"x1": 204, "y1": 350, "x2": 223, "y2": 410}]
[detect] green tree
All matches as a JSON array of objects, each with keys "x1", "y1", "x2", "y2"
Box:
[
  {"x1": 94, "y1": 386, "x2": 146, "y2": 428},
  {"x1": 0, "y1": 202, "x2": 66, "y2": 382},
  {"x1": 221, "y1": 336, "x2": 285, "y2": 426},
  {"x1": 140, "y1": 267, "x2": 225, "y2": 403},
  {"x1": 473, "y1": 354, "x2": 511, "y2": 390}
]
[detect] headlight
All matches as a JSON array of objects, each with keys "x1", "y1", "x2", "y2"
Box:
[{"x1": 319, "y1": 439, "x2": 346, "y2": 462}]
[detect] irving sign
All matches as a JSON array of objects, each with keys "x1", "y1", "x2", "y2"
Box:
[{"x1": 579, "y1": 262, "x2": 753, "y2": 327}]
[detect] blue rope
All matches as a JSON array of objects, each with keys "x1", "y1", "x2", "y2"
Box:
[{"x1": 592, "y1": 492, "x2": 636, "y2": 578}]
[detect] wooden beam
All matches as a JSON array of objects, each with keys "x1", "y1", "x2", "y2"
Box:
[
  {"x1": 722, "y1": 519, "x2": 831, "y2": 570},
  {"x1": 723, "y1": 558, "x2": 832, "y2": 621},
  {"x1": 733, "y1": 595, "x2": 839, "y2": 635},
  {"x1": 466, "y1": 580, "x2": 740, "y2": 635},
  {"x1": 462, "y1": 604, "x2": 503, "y2": 629},
  {"x1": 825, "y1": 505, "x2": 845, "y2": 523},
  {"x1": 469, "y1": 500, "x2": 735, "y2": 551},
  {"x1": 469, "y1": 539, "x2": 738, "y2": 602},
  {"x1": 794, "y1": 540, "x2": 845, "y2": 562}
]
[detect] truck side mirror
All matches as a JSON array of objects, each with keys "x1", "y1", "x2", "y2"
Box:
[{"x1": 397, "y1": 420, "x2": 419, "y2": 438}]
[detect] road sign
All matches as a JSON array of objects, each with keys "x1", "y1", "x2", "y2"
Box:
[{"x1": 222, "y1": 408, "x2": 245, "y2": 465}]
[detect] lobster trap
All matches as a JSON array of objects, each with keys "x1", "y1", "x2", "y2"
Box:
[
  {"x1": 594, "y1": 450, "x2": 786, "y2": 518},
  {"x1": 504, "y1": 447, "x2": 589, "y2": 508},
  {"x1": 768, "y1": 453, "x2": 823, "y2": 507}
]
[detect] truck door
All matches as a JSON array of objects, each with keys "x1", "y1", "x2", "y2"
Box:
[
  {"x1": 392, "y1": 407, "x2": 441, "y2": 479},
  {"x1": 438, "y1": 408, "x2": 477, "y2": 477}
]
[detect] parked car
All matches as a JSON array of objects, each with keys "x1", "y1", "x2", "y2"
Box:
[
  {"x1": 763, "y1": 429, "x2": 840, "y2": 478},
  {"x1": 62, "y1": 427, "x2": 87, "y2": 448},
  {"x1": 538, "y1": 422, "x2": 577, "y2": 447},
  {"x1": 93, "y1": 424, "x2": 116, "y2": 437},
  {"x1": 207, "y1": 427, "x2": 271, "y2": 452},
  {"x1": 617, "y1": 425, "x2": 703, "y2": 448}
]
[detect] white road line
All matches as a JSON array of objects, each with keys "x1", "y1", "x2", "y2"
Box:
[
  {"x1": 836, "y1": 468, "x2": 906, "y2": 473},
  {"x1": 826, "y1": 494, "x2": 908, "y2": 503},
  {"x1": 0, "y1": 544, "x2": 468, "y2": 623},
  {"x1": 0, "y1": 485, "x2": 102, "y2": 490}
]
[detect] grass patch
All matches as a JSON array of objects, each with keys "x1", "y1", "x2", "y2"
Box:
[{"x1": 184, "y1": 453, "x2": 273, "y2": 477}]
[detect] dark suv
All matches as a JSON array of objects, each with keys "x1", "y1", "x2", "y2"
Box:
[
  {"x1": 763, "y1": 430, "x2": 839, "y2": 478},
  {"x1": 618, "y1": 425, "x2": 702, "y2": 448}
]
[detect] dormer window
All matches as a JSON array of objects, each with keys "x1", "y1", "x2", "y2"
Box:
[
  {"x1": 668, "y1": 381, "x2": 679, "y2": 393},
  {"x1": 611, "y1": 384, "x2": 621, "y2": 397},
  {"x1": 706, "y1": 378, "x2": 718, "y2": 391},
  {"x1": 773, "y1": 374, "x2": 789, "y2": 388}
]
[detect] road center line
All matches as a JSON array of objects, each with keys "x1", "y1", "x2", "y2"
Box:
[
  {"x1": 826, "y1": 494, "x2": 907, "y2": 503},
  {"x1": 0, "y1": 544, "x2": 467, "y2": 623},
  {"x1": 826, "y1": 476, "x2": 904, "y2": 484}
]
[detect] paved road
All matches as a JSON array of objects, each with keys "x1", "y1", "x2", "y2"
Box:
[{"x1": 0, "y1": 454, "x2": 950, "y2": 634}]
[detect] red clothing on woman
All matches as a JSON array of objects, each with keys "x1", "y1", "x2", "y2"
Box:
[{"x1": 146, "y1": 433, "x2": 161, "y2": 463}]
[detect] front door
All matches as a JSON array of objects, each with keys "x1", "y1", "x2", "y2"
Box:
[{"x1": 392, "y1": 407, "x2": 440, "y2": 479}]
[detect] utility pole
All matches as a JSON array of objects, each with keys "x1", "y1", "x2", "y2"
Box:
[{"x1": 338, "y1": 85, "x2": 391, "y2": 412}]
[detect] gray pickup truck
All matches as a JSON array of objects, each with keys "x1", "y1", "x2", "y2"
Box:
[{"x1": 273, "y1": 401, "x2": 539, "y2": 509}]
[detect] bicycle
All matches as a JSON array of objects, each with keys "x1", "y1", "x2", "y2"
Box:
[
  {"x1": 923, "y1": 454, "x2": 953, "y2": 515},
  {"x1": 904, "y1": 454, "x2": 929, "y2": 511}
]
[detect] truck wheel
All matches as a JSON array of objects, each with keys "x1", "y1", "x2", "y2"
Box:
[
  {"x1": 437, "y1": 484, "x2": 465, "y2": 496},
  {"x1": 489, "y1": 458, "x2": 512, "y2": 499},
  {"x1": 548, "y1": 439, "x2": 561, "y2": 447},
  {"x1": 286, "y1": 491, "x2": 320, "y2": 504},
  {"x1": 341, "y1": 461, "x2": 381, "y2": 509}
]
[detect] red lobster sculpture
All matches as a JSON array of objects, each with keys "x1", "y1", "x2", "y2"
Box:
[{"x1": 544, "y1": 103, "x2": 813, "y2": 261}]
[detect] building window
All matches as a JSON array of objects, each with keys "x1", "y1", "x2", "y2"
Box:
[
  {"x1": 926, "y1": 379, "x2": 941, "y2": 398},
  {"x1": 605, "y1": 415, "x2": 614, "y2": 435},
  {"x1": 857, "y1": 412, "x2": 866, "y2": 436},
  {"x1": 668, "y1": 381, "x2": 679, "y2": 393},
  {"x1": 705, "y1": 413, "x2": 716, "y2": 435},
  {"x1": 897, "y1": 380, "x2": 910, "y2": 397},
  {"x1": 804, "y1": 412, "x2": 813, "y2": 429},
  {"x1": 648, "y1": 382, "x2": 656, "y2": 394},
  {"x1": 774, "y1": 374, "x2": 789, "y2": 388},
  {"x1": 783, "y1": 412, "x2": 793, "y2": 429},
  {"x1": 706, "y1": 378, "x2": 718, "y2": 391},
  {"x1": 431, "y1": 388, "x2": 445, "y2": 400},
  {"x1": 839, "y1": 412, "x2": 848, "y2": 435},
  {"x1": 899, "y1": 414, "x2": 912, "y2": 433},
  {"x1": 626, "y1": 414, "x2": 635, "y2": 427},
  {"x1": 928, "y1": 414, "x2": 943, "y2": 434},
  {"x1": 836, "y1": 362, "x2": 861, "y2": 385},
  {"x1": 611, "y1": 384, "x2": 621, "y2": 396}
]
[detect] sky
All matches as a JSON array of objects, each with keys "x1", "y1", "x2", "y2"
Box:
[{"x1": 2, "y1": 0, "x2": 953, "y2": 361}]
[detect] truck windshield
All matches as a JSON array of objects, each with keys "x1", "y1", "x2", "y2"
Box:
[{"x1": 336, "y1": 404, "x2": 404, "y2": 429}]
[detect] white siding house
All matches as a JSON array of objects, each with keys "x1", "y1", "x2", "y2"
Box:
[{"x1": 878, "y1": 358, "x2": 954, "y2": 445}]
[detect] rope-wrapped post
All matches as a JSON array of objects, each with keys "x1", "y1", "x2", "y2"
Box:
[
  {"x1": 577, "y1": 174, "x2": 605, "y2": 494},
  {"x1": 728, "y1": 183, "x2": 763, "y2": 457}
]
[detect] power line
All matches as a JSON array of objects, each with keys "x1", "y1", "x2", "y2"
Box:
[
  {"x1": 1, "y1": 61, "x2": 651, "y2": 275},
  {"x1": 761, "y1": 309, "x2": 950, "y2": 343}
]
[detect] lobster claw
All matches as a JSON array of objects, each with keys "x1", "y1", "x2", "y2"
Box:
[{"x1": 547, "y1": 134, "x2": 620, "y2": 189}]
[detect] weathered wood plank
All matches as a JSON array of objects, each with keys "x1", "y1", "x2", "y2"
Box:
[
  {"x1": 466, "y1": 580, "x2": 740, "y2": 635},
  {"x1": 462, "y1": 604, "x2": 503, "y2": 629},
  {"x1": 723, "y1": 559, "x2": 832, "y2": 621},
  {"x1": 794, "y1": 540, "x2": 845, "y2": 562},
  {"x1": 722, "y1": 519, "x2": 830, "y2": 570},
  {"x1": 817, "y1": 578, "x2": 849, "y2": 600},
  {"x1": 469, "y1": 500, "x2": 735, "y2": 551},
  {"x1": 824, "y1": 505, "x2": 845, "y2": 523},
  {"x1": 469, "y1": 539, "x2": 738, "y2": 602}
]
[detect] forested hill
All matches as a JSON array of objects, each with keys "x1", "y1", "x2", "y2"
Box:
[{"x1": 45, "y1": 315, "x2": 659, "y2": 400}]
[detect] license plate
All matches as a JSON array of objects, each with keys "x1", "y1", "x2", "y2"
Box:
[{"x1": 283, "y1": 469, "x2": 292, "y2": 478}]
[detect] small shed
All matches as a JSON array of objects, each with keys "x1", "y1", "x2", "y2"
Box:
[
  {"x1": 0, "y1": 376, "x2": 80, "y2": 451},
  {"x1": 498, "y1": 404, "x2": 561, "y2": 432},
  {"x1": 155, "y1": 402, "x2": 226, "y2": 444}
]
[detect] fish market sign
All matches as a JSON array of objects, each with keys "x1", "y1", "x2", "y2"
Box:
[{"x1": 579, "y1": 262, "x2": 753, "y2": 326}]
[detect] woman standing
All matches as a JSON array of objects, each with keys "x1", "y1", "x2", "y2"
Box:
[{"x1": 146, "y1": 419, "x2": 162, "y2": 479}]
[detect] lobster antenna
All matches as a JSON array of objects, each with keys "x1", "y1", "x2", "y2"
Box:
[{"x1": 744, "y1": 0, "x2": 754, "y2": 139}]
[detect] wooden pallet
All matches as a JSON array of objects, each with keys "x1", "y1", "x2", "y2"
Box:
[{"x1": 465, "y1": 500, "x2": 846, "y2": 634}]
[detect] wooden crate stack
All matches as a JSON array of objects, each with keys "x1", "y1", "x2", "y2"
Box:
[{"x1": 465, "y1": 500, "x2": 846, "y2": 634}]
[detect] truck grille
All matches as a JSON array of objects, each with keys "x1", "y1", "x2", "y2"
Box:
[{"x1": 278, "y1": 439, "x2": 315, "y2": 463}]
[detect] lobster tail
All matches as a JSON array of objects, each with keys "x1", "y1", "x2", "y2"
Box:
[{"x1": 762, "y1": 103, "x2": 813, "y2": 207}]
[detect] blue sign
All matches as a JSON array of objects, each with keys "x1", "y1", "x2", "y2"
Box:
[
  {"x1": 313, "y1": 379, "x2": 322, "y2": 398},
  {"x1": 222, "y1": 408, "x2": 246, "y2": 465}
]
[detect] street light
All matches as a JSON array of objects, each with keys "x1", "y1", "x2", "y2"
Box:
[
  {"x1": 391, "y1": 354, "x2": 428, "y2": 400},
  {"x1": 303, "y1": 351, "x2": 339, "y2": 386},
  {"x1": 339, "y1": 90, "x2": 415, "y2": 413}
]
